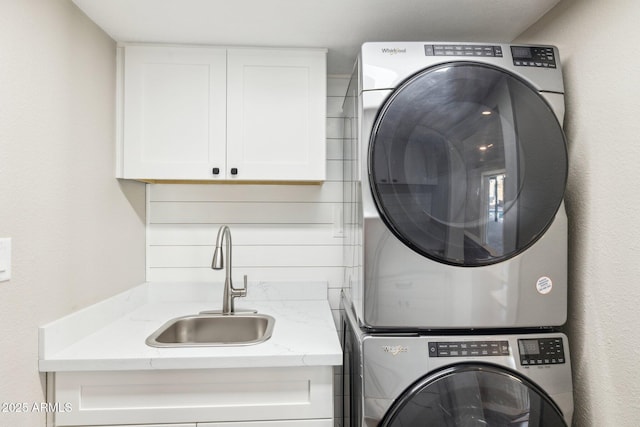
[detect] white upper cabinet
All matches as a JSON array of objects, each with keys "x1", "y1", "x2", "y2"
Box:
[
  {"x1": 118, "y1": 45, "x2": 227, "y2": 180},
  {"x1": 227, "y1": 48, "x2": 326, "y2": 181},
  {"x1": 117, "y1": 45, "x2": 327, "y2": 182}
]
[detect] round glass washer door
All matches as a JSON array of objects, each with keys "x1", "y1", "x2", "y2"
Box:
[
  {"x1": 380, "y1": 363, "x2": 568, "y2": 427},
  {"x1": 369, "y1": 63, "x2": 567, "y2": 266}
]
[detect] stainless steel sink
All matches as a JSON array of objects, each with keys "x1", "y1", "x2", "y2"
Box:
[{"x1": 146, "y1": 313, "x2": 275, "y2": 347}]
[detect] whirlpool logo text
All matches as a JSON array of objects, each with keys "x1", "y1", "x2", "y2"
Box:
[
  {"x1": 382, "y1": 345, "x2": 408, "y2": 355},
  {"x1": 381, "y1": 48, "x2": 407, "y2": 55}
]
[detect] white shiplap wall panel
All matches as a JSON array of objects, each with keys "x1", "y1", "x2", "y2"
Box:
[
  {"x1": 147, "y1": 77, "x2": 350, "y2": 306},
  {"x1": 326, "y1": 92, "x2": 344, "y2": 116},
  {"x1": 150, "y1": 182, "x2": 342, "y2": 202},
  {"x1": 148, "y1": 224, "x2": 340, "y2": 246},
  {"x1": 149, "y1": 245, "x2": 342, "y2": 268},
  {"x1": 149, "y1": 201, "x2": 337, "y2": 224},
  {"x1": 146, "y1": 266, "x2": 345, "y2": 287},
  {"x1": 326, "y1": 118, "x2": 344, "y2": 147},
  {"x1": 326, "y1": 139, "x2": 342, "y2": 161},
  {"x1": 326, "y1": 160, "x2": 343, "y2": 182}
]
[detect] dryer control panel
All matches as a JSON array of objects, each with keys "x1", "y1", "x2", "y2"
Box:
[
  {"x1": 518, "y1": 337, "x2": 565, "y2": 365},
  {"x1": 424, "y1": 44, "x2": 503, "y2": 57},
  {"x1": 510, "y1": 46, "x2": 557, "y2": 68}
]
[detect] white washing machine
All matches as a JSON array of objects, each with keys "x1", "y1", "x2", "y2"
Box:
[
  {"x1": 341, "y1": 295, "x2": 574, "y2": 426},
  {"x1": 343, "y1": 42, "x2": 568, "y2": 329}
]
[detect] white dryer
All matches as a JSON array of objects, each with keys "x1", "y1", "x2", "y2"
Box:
[{"x1": 343, "y1": 42, "x2": 568, "y2": 329}]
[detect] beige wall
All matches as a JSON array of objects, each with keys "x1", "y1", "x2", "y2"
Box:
[
  {"x1": 518, "y1": 1, "x2": 640, "y2": 425},
  {"x1": 0, "y1": 1, "x2": 145, "y2": 425},
  {"x1": 4, "y1": 0, "x2": 640, "y2": 425}
]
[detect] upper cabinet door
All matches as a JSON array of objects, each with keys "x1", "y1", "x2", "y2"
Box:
[
  {"x1": 120, "y1": 45, "x2": 227, "y2": 180},
  {"x1": 226, "y1": 48, "x2": 327, "y2": 182}
]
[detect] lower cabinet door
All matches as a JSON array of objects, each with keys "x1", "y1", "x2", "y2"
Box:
[
  {"x1": 86, "y1": 425, "x2": 195, "y2": 427},
  {"x1": 78, "y1": 422, "x2": 331, "y2": 427},
  {"x1": 54, "y1": 367, "x2": 333, "y2": 426}
]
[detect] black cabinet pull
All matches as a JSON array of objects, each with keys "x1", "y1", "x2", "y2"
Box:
[
  {"x1": 230, "y1": 168, "x2": 238, "y2": 175},
  {"x1": 212, "y1": 167, "x2": 220, "y2": 175}
]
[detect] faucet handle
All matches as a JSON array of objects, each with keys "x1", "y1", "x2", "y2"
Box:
[
  {"x1": 233, "y1": 274, "x2": 248, "y2": 297},
  {"x1": 241, "y1": 274, "x2": 248, "y2": 296}
]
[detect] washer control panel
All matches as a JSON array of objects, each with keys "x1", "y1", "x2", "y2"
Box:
[
  {"x1": 510, "y1": 46, "x2": 557, "y2": 68},
  {"x1": 518, "y1": 337, "x2": 565, "y2": 365},
  {"x1": 428, "y1": 340, "x2": 510, "y2": 357}
]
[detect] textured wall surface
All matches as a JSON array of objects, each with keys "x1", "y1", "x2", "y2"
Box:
[
  {"x1": 0, "y1": 2, "x2": 146, "y2": 426},
  {"x1": 517, "y1": 1, "x2": 640, "y2": 425}
]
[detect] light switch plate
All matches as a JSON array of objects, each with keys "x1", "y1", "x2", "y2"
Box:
[{"x1": 0, "y1": 238, "x2": 12, "y2": 282}]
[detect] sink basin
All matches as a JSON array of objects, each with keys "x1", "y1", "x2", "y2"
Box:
[{"x1": 146, "y1": 313, "x2": 275, "y2": 347}]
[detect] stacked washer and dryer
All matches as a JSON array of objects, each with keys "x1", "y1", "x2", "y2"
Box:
[{"x1": 341, "y1": 42, "x2": 573, "y2": 426}]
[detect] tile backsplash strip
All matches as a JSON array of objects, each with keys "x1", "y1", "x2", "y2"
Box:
[{"x1": 146, "y1": 77, "x2": 349, "y2": 329}]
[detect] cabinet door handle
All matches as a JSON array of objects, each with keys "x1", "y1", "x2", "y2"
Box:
[
  {"x1": 212, "y1": 168, "x2": 220, "y2": 175},
  {"x1": 230, "y1": 168, "x2": 238, "y2": 175}
]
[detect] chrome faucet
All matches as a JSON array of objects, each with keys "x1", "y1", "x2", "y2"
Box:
[{"x1": 212, "y1": 225, "x2": 247, "y2": 315}]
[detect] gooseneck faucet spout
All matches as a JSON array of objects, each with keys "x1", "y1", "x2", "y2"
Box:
[{"x1": 212, "y1": 225, "x2": 247, "y2": 315}]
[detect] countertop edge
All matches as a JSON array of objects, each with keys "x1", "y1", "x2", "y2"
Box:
[{"x1": 39, "y1": 354, "x2": 343, "y2": 372}]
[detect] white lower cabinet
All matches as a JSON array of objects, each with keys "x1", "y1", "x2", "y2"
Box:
[
  {"x1": 86, "y1": 425, "x2": 194, "y2": 427},
  {"x1": 199, "y1": 421, "x2": 332, "y2": 426},
  {"x1": 84, "y1": 422, "x2": 330, "y2": 427},
  {"x1": 51, "y1": 367, "x2": 333, "y2": 427}
]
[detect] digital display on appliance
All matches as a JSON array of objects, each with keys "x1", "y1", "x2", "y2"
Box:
[
  {"x1": 519, "y1": 339, "x2": 540, "y2": 355},
  {"x1": 512, "y1": 46, "x2": 533, "y2": 59}
]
